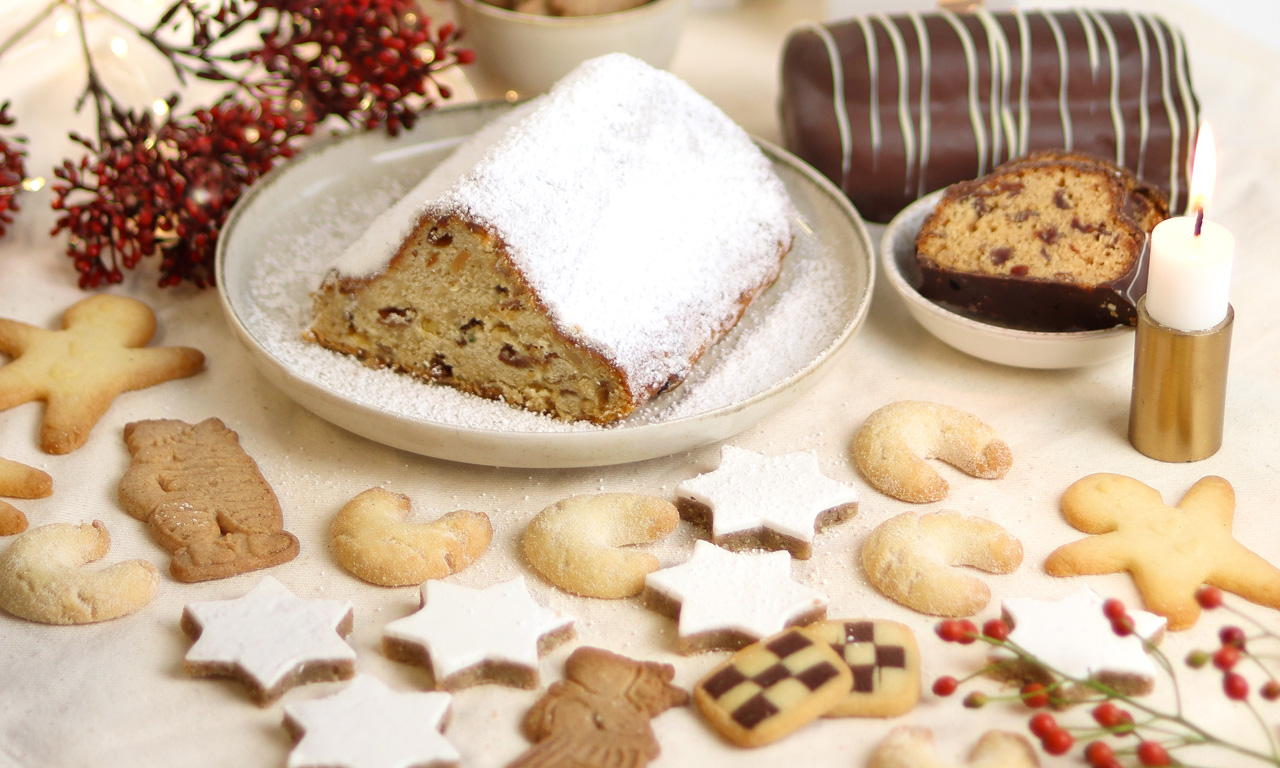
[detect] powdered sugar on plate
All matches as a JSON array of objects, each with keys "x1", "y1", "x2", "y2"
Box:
[{"x1": 224, "y1": 101, "x2": 866, "y2": 437}]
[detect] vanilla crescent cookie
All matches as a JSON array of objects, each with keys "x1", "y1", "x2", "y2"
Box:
[
  {"x1": 331, "y1": 487, "x2": 492, "y2": 587},
  {"x1": 0, "y1": 456, "x2": 53, "y2": 536},
  {"x1": 523, "y1": 493, "x2": 678, "y2": 598},
  {"x1": 861, "y1": 511, "x2": 1023, "y2": 617},
  {"x1": 1046, "y1": 474, "x2": 1280, "y2": 631},
  {"x1": 0, "y1": 520, "x2": 159, "y2": 624},
  {"x1": 853, "y1": 401, "x2": 1011, "y2": 503},
  {"x1": 676, "y1": 446, "x2": 859, "y2": 558},
  {"x1": 0, "y1": 295, "x2": 204, "y2": 454},
  {"x1": 869, "y1": 726, "x2": 1040, "y2": 768}
]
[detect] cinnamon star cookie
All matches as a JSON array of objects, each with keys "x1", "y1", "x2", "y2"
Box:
[
  {"x1": 0, "y1": 295, "x2": 204, "y2": 454},
  {"x1": 1045, "y1": 474, "x2": 1280, "y2": 631}
]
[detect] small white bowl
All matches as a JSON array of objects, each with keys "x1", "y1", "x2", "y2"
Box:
[
  {"x1": 454, "y1": 0, "x2": 689, "y2": 99},
  {"x1": 880, "y1": 191, "x2": 1135, "y2": 369}
]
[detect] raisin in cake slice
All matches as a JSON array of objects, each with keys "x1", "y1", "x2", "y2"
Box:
[
  {"x1": 914, "y1": 152, "x2": 1169, "y2": 331},
  {"x1": 308, "y1": 54, "x2": 795, "y2": 424}
]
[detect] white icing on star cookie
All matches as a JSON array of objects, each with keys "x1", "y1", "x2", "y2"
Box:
[
  {"x1": 676, "y1": 446, "x2": 859, "y2": 558},
  {"x1": 283, "y1": 674, "x2": 459, "y2": 768},
  {"x1": 181, "y1": 576, "x2": 356, "y2": 704},
  {"x1": 381, "y1": 576, "x2": 575, "y2": 690},
  {"x1": 995, "y1": 586, "x2": 1166, "y2": 695},
  {"x1": 643, "y1": 540, "x2": 828, "y2": 652}
]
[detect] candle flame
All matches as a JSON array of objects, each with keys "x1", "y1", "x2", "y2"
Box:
[{"x1": 1187, "y1": 122, "x2": 1216, "y2": 215}]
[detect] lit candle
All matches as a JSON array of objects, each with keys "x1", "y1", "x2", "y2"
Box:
[{"x1": 1144, "y1": 124, "x2": 1234, "y2": 331}]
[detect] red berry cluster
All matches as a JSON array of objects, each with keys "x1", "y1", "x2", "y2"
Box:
[
  {"x1": 0, "y1": 101, "x2": 27, "y2": 239},
  {"x1": 249, "y1": 0, "x2": 475, "y2": 135},
  {"x1": 1186, "y1": 586, "x2": 1280, "y2": 702},
  {"x1": 50, "y1": 97, "x2": 308, "y2": 287}
]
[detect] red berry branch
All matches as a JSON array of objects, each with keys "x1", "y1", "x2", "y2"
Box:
[
  {"x1": 931, "y1": 589, "x2": 1280, "y2": 767},
  {"x1": 0, "y1": 102, "x2": 30, "y2": 239},
  {"x1": 0, "y1": 0, "x2": 473, "y2": 287}
]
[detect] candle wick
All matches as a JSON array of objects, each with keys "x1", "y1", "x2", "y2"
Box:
[{"x1": 1194, "y1": 207, "x2": 1204, "y2": 236}]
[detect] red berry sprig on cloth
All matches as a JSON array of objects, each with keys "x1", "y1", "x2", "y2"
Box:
[
  {"x1": 0, "y1": 101, "x2": 28, "y2": 240},
  {"x1": 931, "y1": 593, "x2": 1280, "y2": 766}
]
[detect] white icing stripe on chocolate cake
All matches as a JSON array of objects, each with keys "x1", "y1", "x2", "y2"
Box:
[
  {"x1": 1129, "y1": 12, "x2": 1152, "y2": 180},
  {"x1": 1172, "y1": 25, "x2": 1196, "y2": 210},
  {"x1": 1150, "y1": 15, "x2": 1180, "y2": 207},
  {"x1": 875, "y1": 14, "x2": 916, "y2": 195},
  {"x1": 856, "y1": 17, "x2": 882, "y2": 162},
  {"x1": 796, "y1": 23, "x2": 853, "y2": 187},
  {"x1": 908, "y1": 12, "x2": 932, "y2": 199},
  {"x1": 1043, "y1": 11, "x2": 1073, "y2": 150},
  {"x1": 1087, "y1": 9, "x2": 1126, "y2": 169},
  {"x1": 1015, "y1": 9, "x2": 1031, "y2": 157},
  {"x1": 940, "y1": 12, "x2": 987, "y2": 177}
]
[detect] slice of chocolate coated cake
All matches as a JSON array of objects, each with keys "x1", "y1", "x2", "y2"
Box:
[{"x1": 914, "y1": 152, "x2": 1169, "y2": 331}]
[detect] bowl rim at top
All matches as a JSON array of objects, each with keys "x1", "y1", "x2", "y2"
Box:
[{"x1": 454, "y1": 0, "x2": 687, "y2": 27}]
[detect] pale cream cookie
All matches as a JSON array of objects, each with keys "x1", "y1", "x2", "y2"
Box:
[
  {"x1": 643, "y1": 540, "x2": 828, "y2": 652},
  {"x1": 523, "y1": 493, "x2": 678, "y2": 598},
  {"x1": 676, "y1": 446, "x2": 859, "y2": 558},
  {"x1": 0, "y1": 295, "x2": 204, "y2": 454},
  {"x1": 182, "y1": 576, "x2": 356, "y2": 705},
  {"x1": 1045, "y1": 473, "x2": 1280, "y2": 631},
  {"x1": 861, "y1": 511, "x2": 1023, "y2": 617},
  {"x1": 382, "y1": 576, "x2": 575, "y2": 690},
  {"x1": 0, "y1": 520, "x2": 158, "y2": 624},
  {"x1": 853, "y1": 401, "x2": 1011, "y2": 503},
  {"x1": 869, "y1": 726, "x2": 1040, "y2": 768},
  {"x1": 283, "y1": 674, "x2": 458, "y2": 768},
  {"x1": 331, "y1": 487, "x2": 491, "y2": 587},
  {"x1": 694, "y1": 626, "x2": 852, "y2": 748},
  {"x1": 0, "y1": 456, "x2": 52, "y2": 536}
]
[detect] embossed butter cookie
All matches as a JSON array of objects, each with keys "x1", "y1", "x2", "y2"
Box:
[
  {"x1": 0, "y1": 456, "x2": 52, "y2": 536},
  {"x1": 694, "y1": 626, "x2": 852, "y2": 748},
  {"x1": 676, "y1": 446, "x2": 858, "y2": 559},
  {"x1": 119, "y1": 418, "x2": 299, "y2": 582},
  {"x1": 0, "y1": 295, "x2": 204, "y2": 454}
]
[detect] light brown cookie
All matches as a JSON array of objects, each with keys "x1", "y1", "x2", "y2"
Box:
[
  {"x1": 523, "y1": 493, "x2": 678, "y2": 599},
  {"x1": 331, "y1": 487, "x2": 491, "y2": 587},
  {"x1": 0, "y1": 456, "x2": 52, "y2": 536},
  {"x1": 803, "y1": 619, "x2": 920, "y2": 718},
  {"x1": 118, "y1": 418, "x2": 299, "y2": 582},
  {"x1": 854, "y1": 401, "x2": 1011, "y2": 503},
  {"x1": 694, "y1": 626, "x2": 852, "y2": 748},
  {"x1": 0, "y1": 295, "x2": 204, "y2": 454},
  {"x1": 869, "y1": 726, "x2": 1040, "y2": 768},
  {"x1": 510, "y1": 647, "x2": 688, "y2": 768},
  {"x1": 0, "y1": 520, "x2": 159, "y2": 624},
  {"x1": 861, "y1": 510, "x2": 1023, "y2": 617},
  {"x1": 1045, "y1": 474, "x2": 1280, "y2": 631}
]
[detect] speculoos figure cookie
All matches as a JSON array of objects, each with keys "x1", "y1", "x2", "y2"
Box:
[{"x1": 118, "y1": 417, "x2": 299, "y2": 581}]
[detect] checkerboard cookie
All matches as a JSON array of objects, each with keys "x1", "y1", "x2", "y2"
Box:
[
  {"x1": 694, "y1": 626, "x2": 852, "y2": 747},
  {"x1": 803, "y1": 619, "x2": 920, "y2": 717}
]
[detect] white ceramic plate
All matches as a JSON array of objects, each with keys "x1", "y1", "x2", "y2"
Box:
[
  {"x1": 881, "y1": 191, "x2": 1134, "y2": 369},
  {"x1": 216, "y1": 101, "x2": 874, "y2": 468}
]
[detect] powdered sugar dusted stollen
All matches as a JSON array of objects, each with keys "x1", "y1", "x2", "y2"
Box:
[{"x1": 310, "y1": 53, "x2": 795, "y2": 424}]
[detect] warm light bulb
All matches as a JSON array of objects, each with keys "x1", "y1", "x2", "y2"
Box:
[{"x1": 1187, "y1": 123, "x2": 1216, "y2": 215}]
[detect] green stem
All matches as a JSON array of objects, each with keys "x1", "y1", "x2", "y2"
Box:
[{"x1": 0, "y1": 0, "x2": 64, "y2": 60}]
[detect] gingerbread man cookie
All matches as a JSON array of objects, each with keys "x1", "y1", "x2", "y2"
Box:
[
  {"x1": 0, "y1": 295, "x2": 204, "y2": 454},
  {"x1": 510, "y1": 647, "x2": 687, "y2": 768},
  {"x1": 1046, "y1": 474, "x2": 1280, "y2": 630},
  {"x1": 0, "y1": 456, "x2": 52, "y2": 535},
  {"x1": 118, "y1": 418, "x2": 299, "y2": 582}
]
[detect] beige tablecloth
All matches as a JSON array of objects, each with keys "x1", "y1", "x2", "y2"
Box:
[{"x1": 2, "y1": 1, "x2": 1280, "y2": 766}]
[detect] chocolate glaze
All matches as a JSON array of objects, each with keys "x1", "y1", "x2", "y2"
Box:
[{"x1": 780, "y1": 10, "x2": 1200, "y2": 223}]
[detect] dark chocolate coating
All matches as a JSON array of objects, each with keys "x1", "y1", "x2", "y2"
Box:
[{"x1": 780, "y1": 10, "x2": 1200, "y2": 223}]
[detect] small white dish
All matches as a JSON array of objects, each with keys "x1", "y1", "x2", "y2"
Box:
[
  {"x1": 880, "y1": 191, "x2": 1135, "y2": 369},
  {"x1": 216, "y1": 101, "x2": 874, "y2": 468},
  {"x1": 453, "y1": 0, "x2": 689, "y2": 99}
]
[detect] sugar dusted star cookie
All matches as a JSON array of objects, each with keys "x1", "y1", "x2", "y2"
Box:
[
  {"x1": 0, "y1": 456, "x2": 52, "y2": 535},
  {"x1": 181, "y1": 576, "x2": 356, "y2": 704},
  {"x1": 992, "y1": 587, "x2": 1165, "y2": 696},
  {"x1": 676, "y1": 446, "x2": 858, "y2": 558},
  {"x1": 382, "y1": 576, "x2": 575, "y2": 690},
  {"x1": 1045, "y1": 474, "x2": 1280, "y2": 630},
  {"x1": 0, "y1": 295, "x2": 204, "y2": 454},
  {"x1": 643, "y1": 540, "x2": 828, "y2": 652},
  {"x1": 283, "y1": 675, "x2": 458, "y2": 768}
]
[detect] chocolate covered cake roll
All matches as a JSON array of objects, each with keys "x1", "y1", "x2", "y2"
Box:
[{"x1": 780, "y1": 10, "x2": 1200, "y2": 223}]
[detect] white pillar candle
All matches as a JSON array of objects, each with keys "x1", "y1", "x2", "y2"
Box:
[
  {"x1": 1143, "y1": 123, "x2": 1234, "y2": 332},
  {"x1": 1145, "y1": 217, "x2": 1234, "y2": 331}
]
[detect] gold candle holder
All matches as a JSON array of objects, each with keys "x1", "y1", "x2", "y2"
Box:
[{"x1": 1128, "y1": 297, "x2": 1233, "y2": 462}]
